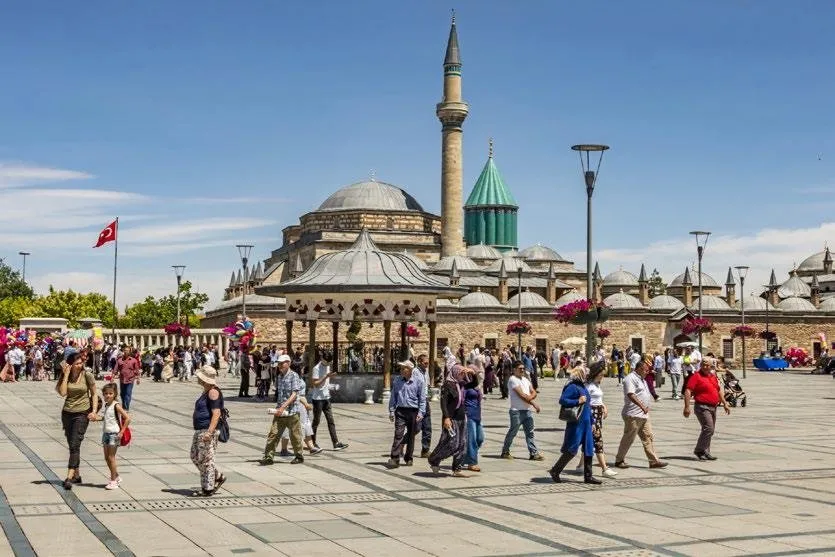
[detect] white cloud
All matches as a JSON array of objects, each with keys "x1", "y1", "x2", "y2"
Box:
[
  {"x1": 0, "y1": 162, "x2": 93, "y2": 188},
  {"x1": 569, "y1": 223, "x2": 835, "y2": 297},
  {"x1": 124, "y1": 218, "x2": 276, "y2": 244}
]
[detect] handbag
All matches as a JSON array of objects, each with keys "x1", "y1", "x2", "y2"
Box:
[
  {"x1": 115, "y1": 405, "x2": 132, "y2": 447},
  {"x1": 558, "y1": 403, "x2": 584, "y2": 424},
  {"x1": 218, "y1": 407, "x2": 230, "y2": 443}
]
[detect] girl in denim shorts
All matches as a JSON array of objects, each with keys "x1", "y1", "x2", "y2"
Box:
[{"x1": 95, "y1": 383, "x2": 131, "y2": 490}]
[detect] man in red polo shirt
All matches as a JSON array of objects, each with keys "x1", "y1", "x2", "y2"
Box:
[{"x1": 683, "y1": 357, "x2": 730, "y2": 460}]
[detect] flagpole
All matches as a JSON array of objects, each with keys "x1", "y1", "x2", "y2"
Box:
[{"x1": 112, "y1": 217, "x2": 118, "y2": 337}]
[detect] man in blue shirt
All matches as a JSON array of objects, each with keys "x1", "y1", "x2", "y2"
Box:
[{"x1": 387, "y1": 360, "x2": 425, "y2": 468}]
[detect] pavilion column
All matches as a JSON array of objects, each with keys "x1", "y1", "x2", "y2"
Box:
[
  {"x1": 332, "y1": 321, "x2": 340, "y2": 373},
  {"x1": 285, "y1": 320, "x2": 293, "y2": 354},
  {"x1": 400, "y1": 322, "x2": 408, "y2": 360},
  {"x1": 140, "y1": 335, "x2": 145, "y2": 351},
  {"x1": 308, "y1": 321, "x2": 317, "y2": 373},
  {"x1": 382, "y1": 320, "x2": 392, "y2": 403},
  {"x1": 428, "y1": 321, "x2": 437, "y2": 387}
]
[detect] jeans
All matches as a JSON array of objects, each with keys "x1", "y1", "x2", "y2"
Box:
[
  {"x1": 311, "y1": 399, "x2": 340, "y2": 447},
  {"x1": 120, "y1": 381, "x2": 134, "y2": 411},
  {"x1": 501, "y1": 409, "x2": 538, "y2": 456},
  {"x1": 669, "y1": 373, "x2": 682, "y2": 397},
  {"x1": 464, "y1": 418, "x2": 484, "y2": 465},
  {"x1": 61, "y1": 410, "x2": 90, "y2": 470}
]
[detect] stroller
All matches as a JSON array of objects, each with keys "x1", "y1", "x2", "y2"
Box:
[{"x1": 723, "y1": 371, "x2": 747, "y2": 407}]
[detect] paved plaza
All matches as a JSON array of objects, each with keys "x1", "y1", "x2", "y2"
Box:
[{"x1": 1, "y1": 371, "x2": 835, "y2": 557}]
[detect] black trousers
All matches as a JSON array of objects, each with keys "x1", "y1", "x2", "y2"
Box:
[
  {"x1": 311, "y1": 399, "x2": 339, "y2": 447},
  {"x1": 239, "y1": 364, "x2": 250, "y2": 397},
  {"x1": 61, "y1": 410, "x2": 90, "y2": 470},
  {"x1": 499, "y1": 369, "x2": 509, "y2": 398},
  {"x1": 419, "y1": 403, "x2": 432, "y2": 451},
  {"x1": 390, "y1": 407, "x2": 419, "y2": 462}
]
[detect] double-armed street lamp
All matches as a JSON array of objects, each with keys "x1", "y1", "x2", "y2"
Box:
[
  {"x1": 689, "y1": 231, "x2": 711, "y2": 353},
  {"x1": 572, "y1": 144, "x2": 609, "y2": 362},
  {"x1": 735, "y1": 265, "x2": 749, "y2": 379},
  {"x1": 236, "y1": 244, "x2": 254, "y2": 319}
]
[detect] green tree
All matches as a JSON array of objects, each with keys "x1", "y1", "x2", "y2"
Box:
[
  {"x1": 0, "y1": 259, "x2": 34, "y2": 299},
  {"x1": 0, "y1": 297, "x2": 37, "y2": 327},
  {"x1": 121, "y1": 281, "x2": 209, "y2": 328},
  {"x1": 34, "y1": 286, "x2": 117, "y2": 328},
  {"x1": 122, "y1": 296, "x2": 168, "y2": 329},
  {"x1": 648, "y1": 268, "x2": 667, "y2": 297}
]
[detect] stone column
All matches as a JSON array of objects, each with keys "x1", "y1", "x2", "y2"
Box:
[
  {"x1": 382, "y1": 320, "x2": 392, "y2": 402},
  {"x1": 332, "y1": 321, "x2": 340, "y2": 373},
  {"x1": 399, "y1": 322, "x2": 408, "y2": 360},
  {"x1": 308, "y1": 322, "x2": 317, "y2": 373},
  {"x1": 285, "y1": 320, "x2": 293, "y2": 354},
  {"x1": 428, "y1": 321, "x2": 437, "y2": 387}
]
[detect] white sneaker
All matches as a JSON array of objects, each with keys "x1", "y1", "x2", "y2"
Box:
[
  {"x1": 115, "y1": 476, "x2": 122, "y2": 484},
  {"x1": 105, "y1": 480, "x2": 120, "y2": 490},
  {"x1": 603, "y1": 468, "x2": 618, "y2": 477}
]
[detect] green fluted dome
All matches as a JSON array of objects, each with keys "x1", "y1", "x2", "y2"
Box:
[{"x1": 465, "y1": 157, "x2": 517, "y2": 208}]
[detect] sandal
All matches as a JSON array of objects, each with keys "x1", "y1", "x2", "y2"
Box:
[
  {"x1": 467, "y1": 465, "x2": 481, "y2": 472},
  {"x1": 211, "y1": 474, "x2": 227, "y2": 494}
]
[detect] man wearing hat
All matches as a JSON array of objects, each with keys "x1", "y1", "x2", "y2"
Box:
[
  {"x1": 387, "y1": 360, "x2": 426, "y2": 468},
  {"x1": 260, "y1": 354, "x2": 305, "y2": 465}
]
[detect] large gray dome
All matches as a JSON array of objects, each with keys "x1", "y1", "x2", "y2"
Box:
[
  {"x1": 648, "y1": 295, "x2": 685, "y2": 311},
  {"x1": 603, "y1": 269, "x2": 639, "y2": 286},
  {"x1": 508, "y1": 291, "x2": 552, "y2": 309},
  {"x1": 458, "y1": 291, "x2": 506, "y2": 310},
  {"x1": 688, "y1": 295, "x2": 731, "y2": 311},
  {"x1": 604, "y1": 291, "x2": 644, "y2": 309},
  {"x1": 317, "y1": 180, "x2": 425, "y2": 213},
  {"x1": 797, "y1": 250, "x2": 827, "y2": 273},
  {"x1": 519, "y1": 244, "x2": 567, "y2": 262},
  {"x1": 466, "y1": 244, "x2": 502, "y2": 260},
  {"x1": 777, "y1": 296, "x2": 817, "y2": 312},
  {"x1": 778, "y1": 274, "x2": 812, "y2": 299},
  {"x1": 670, "y1": 270, "x2": 718, "y2": 288}
]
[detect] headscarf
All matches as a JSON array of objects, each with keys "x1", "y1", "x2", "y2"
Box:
[
  {"x1": 442, "y1": 346, "x2": 457, "y2": 372},
  {"x1": 445, "y1": 364, "x2": 470, "y2": 409}
]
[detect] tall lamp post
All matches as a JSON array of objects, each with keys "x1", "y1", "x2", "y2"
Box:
[
  {"x1": 517, "y1": 266, "x2": 523, "y2": 355},
  {"x1": 763, "y1": 283, "x2": 774, "y2": 353},
  {"x1": 236, "y1": 244, "x2": 254, "y2": 319},
  {"x1": 735, "y1": 266, "x2": 749, "y2": 379},
  {"x1": 172, "y1": 265, "x2": 186, "y2": 324},
  {"x1": 689, "y1": 231, "x2": 711, "y2": 353},
  {"x1": 18, "y1": 251, "x2": 30, "y2": 282},
  {"x1": 572, "y1": 144, "x2": 609, "y2": 362}
]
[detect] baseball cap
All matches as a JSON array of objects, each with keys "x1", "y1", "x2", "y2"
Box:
[{"x1": 277, "y1": 354, "x2": 291, "y2": 363}]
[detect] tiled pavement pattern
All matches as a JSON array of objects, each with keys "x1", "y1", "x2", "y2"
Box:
[{"x1": 1, "y1": 371, "x2": 835, "y2": 556}]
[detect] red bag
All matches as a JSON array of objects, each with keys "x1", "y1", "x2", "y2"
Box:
[{"x1": 120, "y1": 426, "x2": 131, "y2": 447}]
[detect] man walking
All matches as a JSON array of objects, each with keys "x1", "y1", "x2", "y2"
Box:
[
  {"x1": 387, "y1": 360, "x2": 426, "y2": 468},
  {"x1": 260, "y1": 354, "x2": 305, "y2": 465},
  {"x1": 668, "y1": 348, "x2": 683, "y2": 400},
  {"x1": 309, "y1": 352, "x2": 348, "y2": 452},
  {"x1": 500, "y1": 361, "x2": 543, "y2": 461},
  {"x1": 414, "y1": 354, "x2": 433, "y2": 458},
  {"x1": 614, "y1": 359, "x2": 667, "y2": 469},
  {"x1": 683, "y1": 357, "x2": 730, "y2": 460}
]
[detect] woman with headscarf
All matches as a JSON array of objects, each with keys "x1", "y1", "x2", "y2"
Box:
[
  {"x1": 428, "y1": 364, "x2": 471, "y2": 476},
  {"x1": 548, "y1": 361, "x2": 602, "y2": 484}
]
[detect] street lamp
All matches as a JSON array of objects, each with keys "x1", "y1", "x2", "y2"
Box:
[
  {"x1": 172, "y1": 265, "x2": 186, "y2": 324},
  {"x1": 735, "y1": 265, "x2": 749, "y2": 379},
  {"x1": 689, "y1": 231, "x2": 711, "y2": 353},
  {"x1": 572, "y1": 143, "x2": 609, "y2": 362},
  {"x1": 236, "y1": 244, "x2": 254, "y2": 319},
  {"x1": 18, "y1": 251, "x2": 30, "y2": 282},
  {"x1": 763, "y1": 283, "x2": 775, "y2": 353},
  {"x1": 517, "y1": 266, "x2": 523, "y2": 355}
]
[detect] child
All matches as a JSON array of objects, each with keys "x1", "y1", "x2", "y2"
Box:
[
  {"x1": 279, "y1": 385, "x2": 322, "y2": 455},
  {"x1": 94, "y1": 383, "x2": 131, "y2": 490}
]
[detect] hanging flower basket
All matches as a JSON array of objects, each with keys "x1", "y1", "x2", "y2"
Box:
[
  {"x1": 164, "y1": 322, "x2": 191, "y2": 337},
  {"x1": 731, "y1": 325, "x2": 756, "y2": 338},
  {"x1": 554, "y1": 299, "x2": 593, "y2": 324},
  {"x1": 596, "y1": 306, "x2": 611, "y2": 323},
  {"x1": 506, "y1": 321, "x2": 532, "y2": 335},
  {"x1": 595, "y1": 327, "x2": 611, "y2": 339},
  {"x1": 681, "y1": 317, "x2": 714, "y2": 336},
  {"x1": 405, "y1": 324, "x2": 420, "y2": 338},
  {"x1": 758, "y1": 330, "x2": 777, "y2": 341}
]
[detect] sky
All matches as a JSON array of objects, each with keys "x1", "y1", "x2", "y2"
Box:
[{"x1": 1, "y1": 1, "x2": 834, "y2": 309}]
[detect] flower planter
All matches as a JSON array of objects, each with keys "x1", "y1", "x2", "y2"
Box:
[
  {"x1": 596, "y1": 307, "x2": 611, "y2": 323},
  {"x1": 571, "y1": 310, "x2": 597, "y2": 325}
]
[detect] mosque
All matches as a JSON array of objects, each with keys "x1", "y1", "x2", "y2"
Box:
[{"x1": 204, "y1": 17, "x2": 834, "y2": 364}]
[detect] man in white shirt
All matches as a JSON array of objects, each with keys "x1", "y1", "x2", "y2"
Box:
[
  {"x1": 500, "y1": 361, "x2": 543, "y2": 461},
  {"x1": 667, "y1": 349, "x2": 683, "y2": 400},
  {"x1": 309, "y1": 352, "x2": 348, "y2": 451},
  {"x1": 8, "y1": 346, "x2": 25, "y2": 380},
  {"x1": 628, "y1": 349, "x2": 641, "y2": 374},
  {"x1": 551, "y1": 346, "x2": 561, "y2": 376},
  {"x1": 614, "y1": 359, "x2": 667, "y2": 469}
]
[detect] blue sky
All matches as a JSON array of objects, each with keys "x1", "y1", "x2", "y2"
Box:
[{"x1": 1, "y1": 1, "x2": 833, "y2": 307}]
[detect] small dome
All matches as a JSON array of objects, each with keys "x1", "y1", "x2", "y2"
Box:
[
  {"x1": 797, "y1": 251, "x2": 827, "y2": 273},
  {"x1": 317, "y1": 181, "x2": 425, "y2": 213},
  {"x1": 734, "y1": 297, "x2": 777, "y2": 311},
  {"x1": 603, "y1": 269, "x2": 639, "y2": 286},
  {"x1": 670, "y1": 270, "x2": 718, "y2": 287},
  {"x1": 518, "y1": 244, "x2": 567, "y2": 262},
  {"x1": 603, "y1": 291, "x2": 644, "y2": 309},
  {"x1": 508, "y1": 291, "x2": 551, "y2": 309},
  {"x1": 431, "y1": 255, "x2": 481, "y2": 273},
  {"x1": 818, "y1": 297, "x2": 835, "y2": 311},
  {"x1": 777, "y1": 296, "x2": 817, "y2": 312},
  {"x1": 688, "y1": 296, "x2": 731, "y2": 312},
  {"x1": 778, "y1": 274, "x2": 811, "y2": 299},
  {"x1": 554, "y1": 290, "x2": 584, "y2": 308},
  {"x1": 648, "y1": 295, "x2": 685, "y2": 311},
  {"x1": 484, "y1": 256, "x2": 532, "y2": 274},
  {"x1": 458, "y1": 291, "x2": 506, "y2": 309},
  {"x1": 466, "y1": 244, "x2": 502, "y2": 260}
]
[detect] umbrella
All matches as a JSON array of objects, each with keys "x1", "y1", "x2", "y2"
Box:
[
  {"x1": 676, "y1": 341, "x2": 699, "y2": 347},
  {"x1": 562, "y1": 337, "x2": 587, "y2": 345}
]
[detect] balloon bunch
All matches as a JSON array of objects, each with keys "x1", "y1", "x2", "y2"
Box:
[
  {"x1": 786, "y1": 346, "x2": 812, "y2": 367},
  {"x1": 1, "y1": 328, "x2": 31, "y2": 349},
  {"x1": 222, "y1": 317, "x2": 256, "y2": 353}
]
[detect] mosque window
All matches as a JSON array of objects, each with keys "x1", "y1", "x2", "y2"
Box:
[
  {"x1": 722, "y1": 338, "x2": 733, "y2": 360},
  {"x1": 436, "y1": 337, "x2": 448, "y2": 352}
]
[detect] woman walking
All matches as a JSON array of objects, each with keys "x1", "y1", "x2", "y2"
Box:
[
  {"x1": 56, "y1": 352, "x2": 98, "y2": 490},
  {"x1": 191, "y1": 366, "x2": 227, "y2": 496},
  {"x1": 576, "y1": 362, "x2": 618, "y2": 477},
  {"x1": 548, "y1": 362, "x2": 602, "y2": 484},
  {"x1": 428, "y1": 365, "x2": 471, "y2": 476},
  {"x1": 462, "y1": 375, "x2": 484, "y2": 472}
]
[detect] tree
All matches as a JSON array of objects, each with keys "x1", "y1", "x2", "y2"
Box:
[
  {"x1": 648, "y1": 268, "x2": 667, "y2": 297},
  {"x1": 35, "y1": 287, "x2": 117, "y2": 328},
  {"x1": 121, "y1": 281, "x2": 209, "y2": 328},
  {"x1": 0, "y1": 297, "x2": 37, "y2": 328},
  {"x1": 0, "y1": 259, "x2": 34, "y2": 299}
]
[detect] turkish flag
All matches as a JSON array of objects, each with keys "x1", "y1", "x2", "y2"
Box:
[{"x1": 94, "y1": 219, "x2": 118, "y2": 248}]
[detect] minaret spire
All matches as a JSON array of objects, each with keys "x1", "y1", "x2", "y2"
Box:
[{"x1": 437, "y1": 12, "x2": 469, "y2": 257}]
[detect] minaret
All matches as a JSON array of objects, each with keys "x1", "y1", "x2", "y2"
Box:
[{"x1": 437, "y1": 11, "x2": 469, "y2": 257}]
